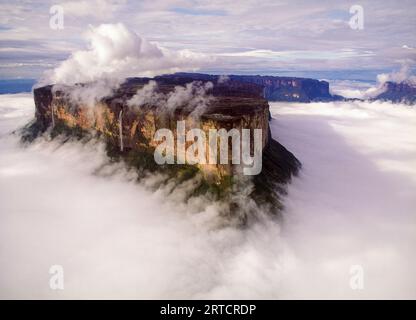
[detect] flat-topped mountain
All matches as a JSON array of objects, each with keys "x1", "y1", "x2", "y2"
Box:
[
  {"x1": 157, "y1": 72, "x2": 343, "y2": 102},
  {"x1": 29, "y1": 74, "x2": 301, "y2": 219},
  {"x1": 374, "y1": 81, "x2": 416, "y2": 104}
]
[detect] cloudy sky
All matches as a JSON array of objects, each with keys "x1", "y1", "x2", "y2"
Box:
[{"x1": 0, "y1": 0, "x2": 415, "y2": 80}]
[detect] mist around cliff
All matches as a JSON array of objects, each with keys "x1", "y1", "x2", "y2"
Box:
[
  {"x1": 127, "y1": 80, "x2": 214, "y2": 118},
  {"x1": 1, "y1": 93, "x2": 415, "y2": 299},
  {"x1": 330, "y1": 61, "x2": 416, "y2": 99}
]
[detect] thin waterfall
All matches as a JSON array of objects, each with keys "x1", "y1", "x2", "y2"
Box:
[
  {"x1": 119, "y1": 109, "x2": 124, "y2": 152},
  {"x1": 51, "y1": 105, "x2": 55, "y2": 128}
]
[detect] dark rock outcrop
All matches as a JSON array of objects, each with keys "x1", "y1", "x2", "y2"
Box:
[{"x1": 373, "y1": 81, "x2": 416, "y2": 104}]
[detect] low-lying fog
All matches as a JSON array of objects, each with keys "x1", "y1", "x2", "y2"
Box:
[{"x1": 0, "y1": 93, "x2": 415, "y2": 299}]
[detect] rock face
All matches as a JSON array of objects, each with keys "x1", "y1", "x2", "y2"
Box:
[
  {"x1": 374, "y1": 81, "x2": 416, "y2": 104},
  {"x1": 158, "y1": 72, "x2": 343, "y2": 102},
  {"x1": 31, "y1": 75, "x2": 301, "y2": 217}
]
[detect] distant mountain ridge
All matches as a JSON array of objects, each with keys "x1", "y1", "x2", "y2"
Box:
[
  {"x1": 157, "y1": 73, "x2": 344, "y2": 102},
  {"x1": 158, "y1": 73, "x2": 416, "y2": 104},
  {"x1": 4, "y1": 74, "x2": 415, "y2": 105},
  {"x1": 373, "y1": 81, "x2": 416, "y2": 104}
]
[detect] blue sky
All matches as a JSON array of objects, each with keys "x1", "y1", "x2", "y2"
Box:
[{"x1": 0, "y1": 0, "x2": 415, "y2": 80}]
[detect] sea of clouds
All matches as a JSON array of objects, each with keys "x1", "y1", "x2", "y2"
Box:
[{"x1": 0, "y1": 93, "x2": 415, "y2": 299}]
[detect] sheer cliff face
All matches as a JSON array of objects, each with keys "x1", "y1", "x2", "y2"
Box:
[{"x1": 33, "y1": 81, "x2": 271, "y2": 182}]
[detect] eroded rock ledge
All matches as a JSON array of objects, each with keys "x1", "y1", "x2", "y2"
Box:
[{"x1": 29, "y1": 75, "x2": 301, "y2": 220}]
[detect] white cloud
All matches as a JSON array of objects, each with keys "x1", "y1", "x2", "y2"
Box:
[
  {"x1": 377, "y1": 61, "x2": 416, "y2": 85},
  {"x1": 218, "y1": 49, "x2": 375, "y2": 61},
  {"x1": 41, "y1": 23, "x2": 211, "y2": 85},
  {"x1": 127, "y1": 80, "x2": 214, "y2": 117}
]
